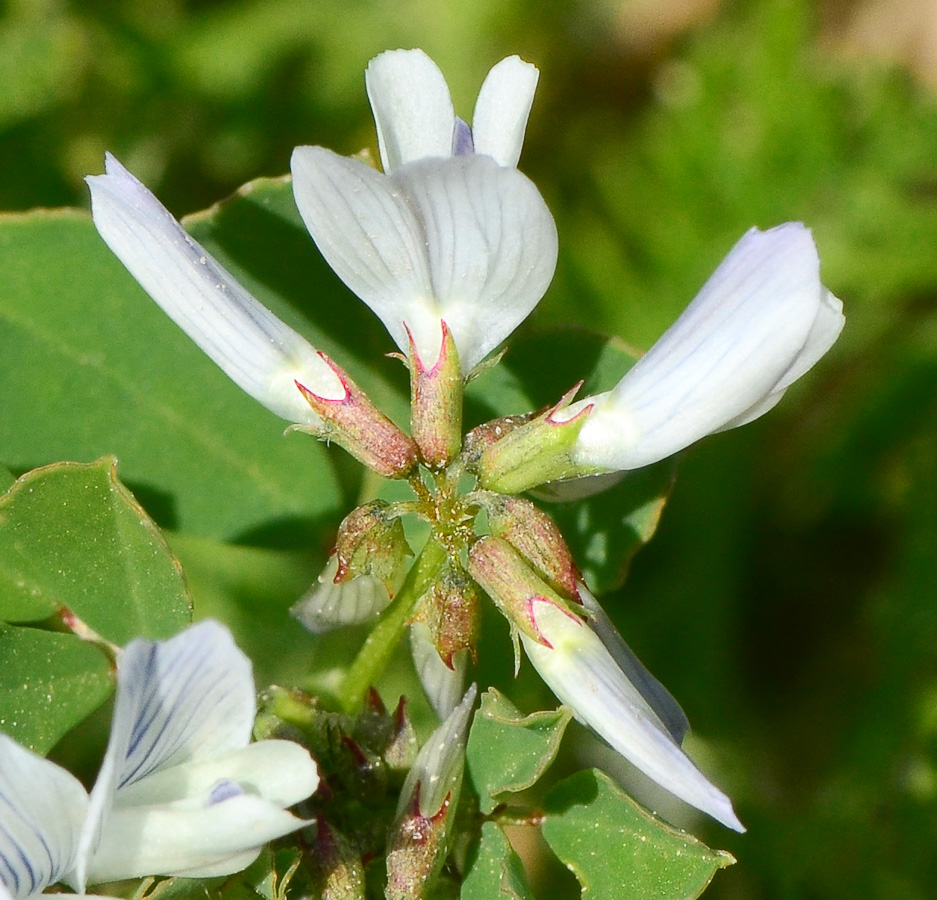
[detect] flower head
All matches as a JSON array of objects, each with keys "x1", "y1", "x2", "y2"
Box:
[
  {"x1": 0, "y1": 621, "x2": 319, "y2": 895},
  {"x1": 291, "y1": 49, "x2": 558, "y2": 374}
]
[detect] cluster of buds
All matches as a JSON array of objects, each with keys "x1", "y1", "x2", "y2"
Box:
[{"x1": 86, "y1": 45, "x2": 846, "y2": 887}]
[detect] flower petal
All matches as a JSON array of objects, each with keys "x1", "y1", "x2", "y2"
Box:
[
  {"x1": 578, "y1": 586, "x2": 689, "y2": 745},
  {"x1": 113, "y1": 741, "x2": 319, "y2": 810},
  {"x1": 471, "y1": 55, "x2": 539, "y2": 168},
  {"x1": 0, "y1": 736, "x2": 88, "y2": 898},
  {"x1": 87, "y1": 154, "x2": 342, "y2": 423},
  {"x1": 365, "y1": 49, "x2": 455, "y2": 171},
  {"x1": 574, "y1": 223, "x2": 838, "y2": 471},
  {"x1": 84, "y1": 794, "x2": 309, "y2": 884},
  {"x1": 409, "y1": 622, "x2": 470, "y2": 719},
  {"x1": 76, "y1": 621, "x2": 255, "y2": 889},
  {"x1": 291, "y1": 556, "x2": 393, "y2": 633},
  {"x1": 522, "y1": 601, "x2": 744, "y2": 832},
  {"x1": 391, "y1": 155, "x2": 557, "y2": 371}
]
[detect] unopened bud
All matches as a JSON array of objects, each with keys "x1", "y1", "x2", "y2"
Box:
[
  {"x1": 409, "y1": 321, "x2": 463, "y2": 468},
  {"x1": 310, "y1": 816, "x2": 366, "y2": 900},
  {"x1": 384, "y1": 697, "x2": 419, "y2": 772},
  {"x1": 334, "y1": 501, "x2": 412, "y2": 595},
  {"x1": 386, "y1": 685, "x2": 477, "y2": 900},
  {"x1": 483, "y1": 494, "x2": 580, "y2": 602},
  {"x1": 294, "y1": 353, "x2": 418, "y2": 477}
]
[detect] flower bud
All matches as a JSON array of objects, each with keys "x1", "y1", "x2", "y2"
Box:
[
  {"x1": 409, "y1": 320, "x2": 463, "y2": 468},
  {"x1": 310, "y1": 817, "x2": 366, "y2": 900},
  {"x1": 333, "y1": 501, "x2": 412, "y2": 595},
  {"x1": 386, "y1": 686, "x2": 476, "y2": 900},
  {"x1": 483, "y1": 494, "x2": 580, "y2": 602}
]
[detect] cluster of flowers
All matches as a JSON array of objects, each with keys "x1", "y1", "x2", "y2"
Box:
[
  {"x1": 70, "y1": 46, "x2": 842, "y2": 851},
  {"x1": 0, "y1": 622, "x2": 319, "y2": 898}
]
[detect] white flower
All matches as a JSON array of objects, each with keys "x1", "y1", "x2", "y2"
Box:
[
  {"x1": 291, "y1": 49, "x2": 558, "y2": 374},
  {"x1": 0, "y1": 621, "x2": 319, "y2": 896},
  {"x1": 569, "y1": 223, "x2": 844, "y2": 471},
  {"x1": 520, "y1": 587, "x2": 745, "y2": 832},
  {"x1": 86, "y1": 155, "x2": 344, "y2": 425}
]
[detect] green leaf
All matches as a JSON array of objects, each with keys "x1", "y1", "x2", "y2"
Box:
[
  {"x1": 0, "y1": 623, "x2": 112, "y2": 754},
  {"x1": 462, "y1": 821, "x2": 535, "y2": 900},
  {"x1": 466, "y1": 687, "x2": 571, "y2": 814},
  {"x1": 0, "y1": 458, "x2": 191, "y2": 642},
  {"x1": 0, "y1": 466, "x2": 13, "y2": 493},
  {"x1": 542, "y1": 769, "x2": 734, "y2": 900}
]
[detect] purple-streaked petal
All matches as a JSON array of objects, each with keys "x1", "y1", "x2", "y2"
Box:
[
  {"x1": 76, "y1": 621, "x2": 254, "y2": 890},
  {"x1": 0, "y1": 736, "x2": 88, "y2": 898},
  {"x1": 471, "y1": 56, "x2": 539, "y2": 168},
  {"x1": 87, "y1": 155, "x2": 342, "y2": 424},
  {"x1": 365, "y1": 49, "x2": 455, "y2": 172}
]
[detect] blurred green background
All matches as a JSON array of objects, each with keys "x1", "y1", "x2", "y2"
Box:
[{"x1": 3, "y1": 0, "x2": 937, "y2": 897}]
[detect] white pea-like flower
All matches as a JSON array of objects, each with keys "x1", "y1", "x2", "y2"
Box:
[
  {"x1": 291, "y1": 49, "x2": 558, "y2": 374},
  {"x1": 570, "y1": 223, "x2": 844, "y2": 471},
  {"x1": 521, "y1": 587, "x2": 745, "y2": 833},
  {"x1": 86, "y1": 155, "x2": 344, "y2": 426},
  {"x1": 0, "y1": 621, "x2": 319, "y2": 896}
]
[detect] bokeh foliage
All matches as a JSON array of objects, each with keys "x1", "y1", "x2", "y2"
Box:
[{"x1": 2, "y1": 0, "x2": 937, "y2": 897}]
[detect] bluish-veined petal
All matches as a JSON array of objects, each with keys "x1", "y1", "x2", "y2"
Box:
[
  {"x1": 291, "y1": 556, "x2": 392, "y2": 634},
  {"x1": 573, "y1": 223, "x2": 842, "y2": 471},
  {"x1": 398, "y1": 684, "x2": 477, "y2": 819},
  {"x1": 113, "y1": 741, "x2": 319, "y2": 810},
  {"x1": 522, "y1": 600, "x2": 744, "y2": 832},
  {"x1": 409, "y1": 622, "x2": 470, "y2": 720},
  {"x1": 84, "y1": 793, "x2": 310, "y2": 884},
  {"x1": 0, "y1": 737, "x2": 88, "y2": 898},
  {"x1": 578, "y1": 585, "x2": 690, "y2": 744},
  {"x1": 87, "y1": 155, "x2": 342, "y2": 424},
  {"x1": 365, "y1": 49, "x2": 455, "y2": 172},
  {"x1": 76, "y1": 621, "x2": 255, "y2": 890},
  {"x1": 471, "y1": 56, "x2": 539, "y2": 168}
]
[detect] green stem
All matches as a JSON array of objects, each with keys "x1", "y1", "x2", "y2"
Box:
[{"x1": 337, "y1": 536, "x2": 447, "y2": 713}]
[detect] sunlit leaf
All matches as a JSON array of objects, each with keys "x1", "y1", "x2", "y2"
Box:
[
  {"x1": 0, "y1": 458, "x2": 191, "y2": 642},
  {"x1": 0, "y1": 623, "x2": 112, "y2": 754},
  {"x1": 466, "y1": 687, "x2": 571, "y2": 814},
  {"x1": 462, "y1": 821, "x2": 534, "y2": 900},
  {"x1": 542, "y1": 769, "x2": 734, "y2": 900}
]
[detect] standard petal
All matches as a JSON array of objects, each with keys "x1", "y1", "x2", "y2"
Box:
[
  {"x1": 573, "y1": 223, "x2": 832, "y2": 471},
  {"x1": 113, "y1": 740, "x2": 319, "y2": 810},
  {"x1": 471, "y1": 55, "x2": 539, "y2": 168},
  {"x1": 0, "y1": 736, "x2": 88, "y2": 898},
  {"x1": 291, "y1": 145, "x2": 435, "y2": 354},
  {"x1": 291, "y1": 556, "x2": 393, "y2": 633},
  {"x1": 578, "y1": 586, "x2": 690, "y2": 745},
  {"x1": 87, "y1": 154, "x2": 342, "y2": 423},
  {"x1": 77, "y1": 621, "x2": 255, "y2": 889},
  {"x1": 409, "y1": 622, "x2": 470, "y2": 720},
  {"x1": 392, "y1": 155, "x2": 558, "y2": 371},
  {"x1": 365, "y1": 49, "x2": 455, "y2": 171},
  {"x1": 84, "y1": 794, "x2": 309, "y2": 884},
  {"x1": 522, "y1": 601, "x2": 744, "y2": 832}
]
